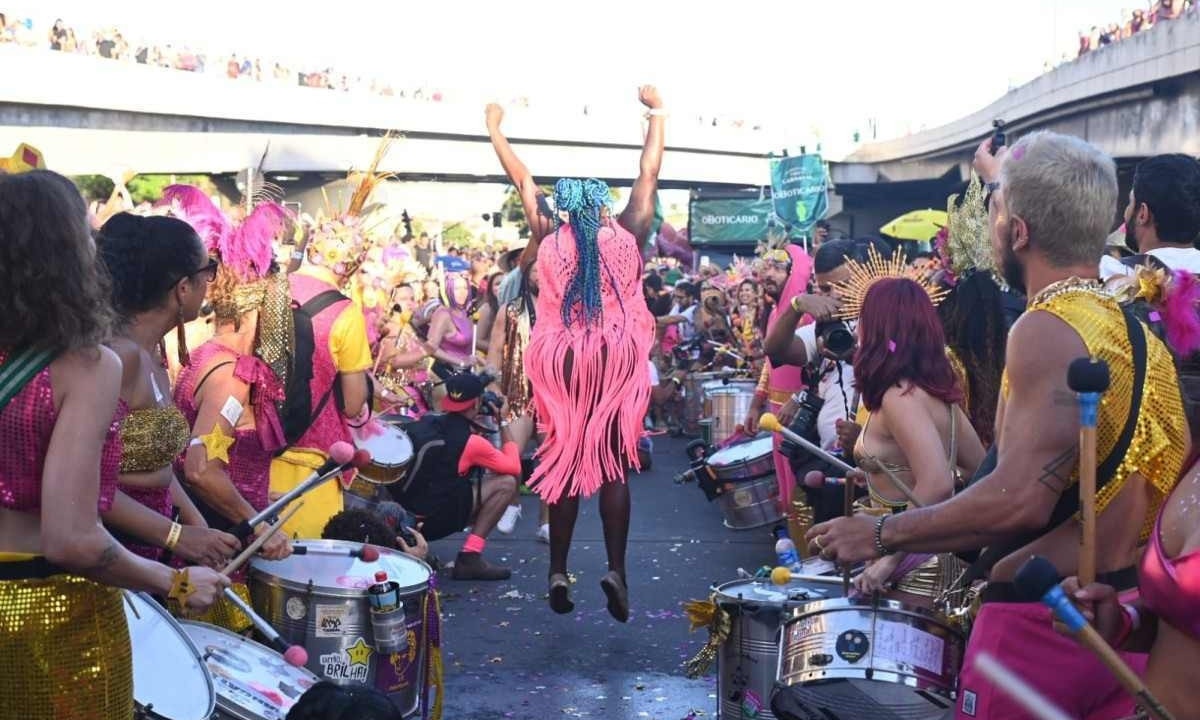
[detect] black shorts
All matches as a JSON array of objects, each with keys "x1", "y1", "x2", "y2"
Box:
[{"x1": 400, "y1": 474, "x2": 480, "y2": 542}]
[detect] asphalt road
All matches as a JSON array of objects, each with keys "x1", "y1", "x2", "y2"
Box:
[{"x1": 427, "y1": 434, "x2": 774, "y2": 720}]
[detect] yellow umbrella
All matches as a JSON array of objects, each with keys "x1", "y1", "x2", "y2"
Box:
[{"x1": 880, "y1": 209, "x2": 948, "y2": 243}]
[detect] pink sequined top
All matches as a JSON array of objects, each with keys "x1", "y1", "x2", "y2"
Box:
[
  {"x1": 174, "y1": 341, "x2": 285, "y2": 517},
  {"x1": 0, "y1": 348, "x2": 124, "y2": 514},
  {"x1": 1140, "y1": 506, "x2": 1200, "y2": 641}
]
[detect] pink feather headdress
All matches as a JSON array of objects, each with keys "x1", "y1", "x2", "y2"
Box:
[
  {"x1": 160, "y1": 185, "x2": 289, "y2": 281},
  {"x1": 1161, "y1": 270, "x2": 1200, "y2": 358}
]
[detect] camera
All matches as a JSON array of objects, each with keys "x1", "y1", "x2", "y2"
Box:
[
  {"x1": 991, "y1": 119, "x2": 1006, "y2": 155},
  {"x1": 780, "y1": 389, "x2": 824, "y2": 461},
  {"x1": 816, "y1": 320, "x2": 855, "y2": 361},
  {"x1": 473, "y1": 370, "x2": 504, "y2": 417}
]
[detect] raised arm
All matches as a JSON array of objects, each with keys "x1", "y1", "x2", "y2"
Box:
[
  {"x1": 619, "y1": 85, "x2": 666, "y2": 246},
  {"x1": 486, "y1": 104, "x2": 555, "y2": 261}
]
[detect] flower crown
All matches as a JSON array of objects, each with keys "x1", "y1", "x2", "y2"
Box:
[
  {"x1": 937, "y1": 173, "x2": 994, "y2": 283},
  {"x1": 833, "y1": 245, "x2": 948, "y2": 320}
]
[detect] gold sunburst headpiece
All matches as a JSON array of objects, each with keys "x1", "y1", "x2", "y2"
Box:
[{"x1": 833, "y1": 245, "x2": 949, "y2": 320}]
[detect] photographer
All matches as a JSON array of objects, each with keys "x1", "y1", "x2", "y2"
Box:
[
  {"x1": 386, "y1": 373, "x2": 520, "y2": 581},
  {"x1": 762, "y1": 240, "x2": 862, "y2": 519}
]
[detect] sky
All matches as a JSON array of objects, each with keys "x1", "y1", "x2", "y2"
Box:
[{"x1": 7, "y1": 0, "x2": 1142, "y2": 155}]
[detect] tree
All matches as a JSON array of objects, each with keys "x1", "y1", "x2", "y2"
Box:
[{"x1": 442, "y1": 223, "x2": 475, "y2": 248}]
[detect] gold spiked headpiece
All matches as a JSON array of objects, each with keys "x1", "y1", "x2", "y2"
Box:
[{"x1": 833, "y1": 245, "x2": 948, "y2": 320}]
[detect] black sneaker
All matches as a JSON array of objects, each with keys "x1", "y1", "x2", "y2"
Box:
[{"x1": 451, "y1": 551, "x2": 512, "y2": 581}]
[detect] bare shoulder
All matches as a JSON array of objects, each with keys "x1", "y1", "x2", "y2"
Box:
[
  {"x1": 53, "y1": 345, "x2": 122, "y2": 401},
  {"x1": 105, "y1": 337, "x2": 143, "y2": 391},
  {"x1": 1005, "y1": 310, "x2": 1086, "y2": 386}
]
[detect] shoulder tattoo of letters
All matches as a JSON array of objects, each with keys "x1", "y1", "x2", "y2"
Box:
[{"x1": 1037, "y1": 448, "x2": 1077, "y2": 494}]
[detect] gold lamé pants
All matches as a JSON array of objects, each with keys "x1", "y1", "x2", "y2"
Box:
[{"x1": 0, "y1": 573, "x2": 132, "y2": 720}]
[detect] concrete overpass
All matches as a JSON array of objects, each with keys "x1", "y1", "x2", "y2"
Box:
[
  {"x1": 829, "y1": 10, "x2": 1200, "y2": 236},
  {"x1": 0, "y1": 44, "x2": 768, "y2": 190}
]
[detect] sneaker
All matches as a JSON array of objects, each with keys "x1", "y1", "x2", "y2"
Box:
[
  {"x1": 536, "y1": 523, "x2": 550, "y2": 544},
  {"x1": 451, "y1": 551, "x2": 512, "y2": 581},
  {"x1": 497, "y1": 505, "x2": 522, "y2": 534}
]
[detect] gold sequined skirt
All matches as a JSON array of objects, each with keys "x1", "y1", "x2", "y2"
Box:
[
  {"x1": 0, "y1": 574, "x2": 133, "y2": 720},
  {"x1": 171, "y1": 581, "x2": 252, "y2": 634}
]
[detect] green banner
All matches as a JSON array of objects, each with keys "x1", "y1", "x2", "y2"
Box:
[
  {"x1": 770, "y1": 154, "x2": 829, "y2": 235},
  {"x1": 688, "y1": 196, "x2": 774, "y2": 246}
]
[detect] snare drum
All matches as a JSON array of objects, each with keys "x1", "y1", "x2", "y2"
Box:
[
  {"x1": 773, "y1": 597, "x2": 965, "y2": 720},
  {"x1": 701, "y1": 380, "x2": 756, "y2": 446},
  {"x1": 249, "y1": 540, "x2": 431, "y2": 718},
  {"x1": 351, "y1": 420, "x2": 414, "y2": 485},
  {"x1": 181, "y1": 621, "x2": 319, "y2": 720},
  {"x1": 123, "y1": 591, "x2": 216, "y2": 720},
  {"x1": 707, "y1": 436, "x2": 781, "y2": 530},
  {"x1": 714, "y1": 565, "x2": 845, "y2": 720}
]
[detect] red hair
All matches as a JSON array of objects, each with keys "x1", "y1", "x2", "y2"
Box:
[{"x1": 854, "y1": 277, "x2": 962, "y2": 412}]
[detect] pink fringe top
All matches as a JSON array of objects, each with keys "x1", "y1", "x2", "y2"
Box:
[
  {"x1": 0, "y1": 348, "x2": 124, "y2": 514},
  {"x1": 524, "y1": 222, "x2": 654, "y2": 503}
]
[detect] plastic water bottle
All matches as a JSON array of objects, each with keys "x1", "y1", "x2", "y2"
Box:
[{"x1": 773, "y1": 526, "x2": 800, "y2": 569}]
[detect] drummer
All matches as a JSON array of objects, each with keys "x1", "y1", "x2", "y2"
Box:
[{"x1": 388, "y1": 373, "x2": 521, "y2": 581}]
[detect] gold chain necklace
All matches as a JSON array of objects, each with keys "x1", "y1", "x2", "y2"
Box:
[{"x1": 1028, "y1": 276, "x2": 1103, "y2": 306}]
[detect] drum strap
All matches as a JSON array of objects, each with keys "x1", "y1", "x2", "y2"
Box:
[
  {"x1": 0, "y1": 345, "x2": 55, "y2": 415},
  {"x1": 959, "y1": 305, "x2": 1147, "y2": 588}
]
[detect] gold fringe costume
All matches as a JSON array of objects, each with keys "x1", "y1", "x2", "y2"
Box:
[{"x1": 0, "y1": 572, "x2": 133, "y2": 719}]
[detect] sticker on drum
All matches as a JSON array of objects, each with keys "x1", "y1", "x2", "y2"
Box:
[
  {"x1": 874, "y1": 619, "x2": 946, "y2": 674},
  {"x1": 181, "y1": 620, "x2": 318, "y2": 720},
  {"x1": 122, "y1": 592, "x2": 215, "y2": 720},
  {"x1": 732, "y1": 489, "x2": 754, "y2": 507},
  {"x1": 286, "y1": 597, "x2": 307, "y2": 621},
  {"x1": 319, "y1": 637, "x2": 373, "y2": 683},
  {"x1": 316, "y1": 605, "x2": 351, "y2": 637}
]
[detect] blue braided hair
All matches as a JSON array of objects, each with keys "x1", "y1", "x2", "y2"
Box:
[{"x1": 554, "y1": 178, "x2": 612, "y2": 328}]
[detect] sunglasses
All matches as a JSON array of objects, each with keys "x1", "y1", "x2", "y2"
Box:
[{"x1": 190, "y1": 257, "x2": 220, "y2": 283}]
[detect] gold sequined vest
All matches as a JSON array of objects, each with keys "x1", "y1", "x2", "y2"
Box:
[{"x1": 1012, "y1": 282, "x2": 1186, "y2": 539}]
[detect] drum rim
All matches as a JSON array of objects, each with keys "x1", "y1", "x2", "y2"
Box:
[
  {"x1": 248, "y1": 539, "x2": 432, "y2": 596},
  {"x1": 124, "y1": 591, "x2": 217, "y2": 720},
  {"x1": 781, "y1": 595, "x2": 963, "y2": 631},
  {"x1": 711, "y1": 579, "x2": 840, "y2": 607}
]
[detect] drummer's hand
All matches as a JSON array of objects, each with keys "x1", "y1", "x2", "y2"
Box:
[
  {"x1": 852, "y1": 555, "x2": 898, "y2": 595},
  {"x1": 835, "y1": 419, "x2": 861, "y2": 452},
  {"x1": 806, "y1": 513, "x2": 882, "y2": 563},
  {"x1": 743, "y1": 404, "x2": 762, "y2": 435},
  {"x1": 777, "y1": 398, "x2": 800, "y2": 427},
  {"x1": 397, "y1": 527, "x2": 429, "y2": 560},
  {"x1": 1056, "y1": 577, "x2": 1124, "y2": 646},
  {"x1": 255, "y1": 525, "x2": 293, "y2": 561},
  {"x1": 180, "y1": 566, "x2": 231, "y2": 612},
  {"x1": 174, "y1": 525, "x2": 240, "y2": 568}
]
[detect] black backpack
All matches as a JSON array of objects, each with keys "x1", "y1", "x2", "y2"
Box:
[
  {"x1": 279, "y1": 289, "x2": 347, "y2": 446},
  {"x1": 388, "y1": 413, "x2": 473, "y2": 497}
]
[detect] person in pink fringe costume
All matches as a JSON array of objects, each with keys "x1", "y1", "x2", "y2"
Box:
[{"x1": 485, "y1": 86, "x2": 666, "y2": 621}]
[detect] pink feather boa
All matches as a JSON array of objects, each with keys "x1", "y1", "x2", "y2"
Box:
[{"x1": 1162, "y1": 269, "x2": 1200, "y2": 357}]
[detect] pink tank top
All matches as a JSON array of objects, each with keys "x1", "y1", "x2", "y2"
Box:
[
  {"x1": 174, "y1": 341, "x2": 284, "y2": 514},
  {"x1": 0, "y1": 348, "x2": 123, "y2": 514},
  {"x1": 289, "y1": 273, "x2": 354, "y2": 454},
  {"x1": 1140, "y1": 506, "x2": 1200, "y2": 641}
]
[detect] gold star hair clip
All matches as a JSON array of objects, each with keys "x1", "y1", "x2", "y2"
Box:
[{"x1": 833, "y1": 245, "x2": 948, "y2": 321}]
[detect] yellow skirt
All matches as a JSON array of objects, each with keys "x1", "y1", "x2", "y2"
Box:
[
  {"x1": 0, "y1": 574, "x2": 132, "y2": 720},
  {"x1": 269, "y1": 449, "x2": 344, "y2": 540}
]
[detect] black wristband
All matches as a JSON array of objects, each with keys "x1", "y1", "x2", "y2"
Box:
[{"x1": 874, "y1": 515, "x2": 893, "y2": 556}]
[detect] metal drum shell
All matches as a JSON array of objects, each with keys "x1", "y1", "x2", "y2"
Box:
[
  {"x1": 248, "y1": 540, "x2": 431, "y2": 718},
  {"x1": 701, "y1": 380, "x2": 757, "y2": 447},
  {"x1": 776, "y1": 596, "x2": 964, "y2": 696},
  {"x1": 713, "y1": 576, "x2": 845, "y2": 720},
  {"x1": 123, "y1": 591, "x2": 217, "y2": 720},
  {"x1": 353, "y1": 422, "x2": 415, "y2": 485}
]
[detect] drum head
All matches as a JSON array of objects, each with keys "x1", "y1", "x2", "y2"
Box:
[
  {"x1": 714, "y1": 577, "x2": 839, "y2": 606},
  {"x1": 352, "y1": 421, "x2": 415, "y2": 485},
  {"x1": 122, "y1": 592, "x2": 215, "y2": 720},
  {"x1": 182, "y1": 621, "x2": 319, "y2": 720},
  {"x1": 708, "y1": 435, "x2": 774, "y2": 466},
  {"x1": 250, "y1": 539, "x2": 431, "y2": 596}
]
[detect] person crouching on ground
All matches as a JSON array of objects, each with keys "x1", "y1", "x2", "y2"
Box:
[{"x1": 387, "y1": 373, "x2": 520, "y2": 580}]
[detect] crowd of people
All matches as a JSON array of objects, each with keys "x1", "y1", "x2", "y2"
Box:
[
  {"x1": 5, "y1": 76, "x2": 1200, "y2": 720},
  {"x1": 1076, "y1": 0, "x2": 1195, "y2": 57}
]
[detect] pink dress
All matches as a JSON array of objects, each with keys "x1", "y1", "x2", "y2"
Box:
[{"x1": 525, "y1": 223, "x2": 654, "y2": 503}]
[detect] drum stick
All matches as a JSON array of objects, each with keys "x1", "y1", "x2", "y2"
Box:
[
  {"x1": 842, "y1": 465, "x2": 853, "y2": 594},
  {"x1": 221, "y1": 503, "x2": 303, "y2": 576},
  {"x1": 220, "y1": 587, "x2": 309, "y2": 668},
  {"x1": 759, "y1": 413, "x2": 855, "y2": 475},
  {"x1": 973, "y1": 652, "x2": 1074, "y2": 720},
  {"x1": 1067, "y1": 357, "x2": 1110, "y2": 587}
]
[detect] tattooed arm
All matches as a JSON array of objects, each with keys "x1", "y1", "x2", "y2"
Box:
[{"x1": 878, "y1": 312, "x2": 1086, "y2": 553}]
